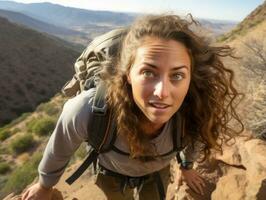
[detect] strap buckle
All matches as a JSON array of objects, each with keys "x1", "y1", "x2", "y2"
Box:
[
  {"x1": 127, "y1": 177, "x2": 143, "y2": 188},
  {"x1": 92, "y1": 104, "x2": 107, "y2": 115}
]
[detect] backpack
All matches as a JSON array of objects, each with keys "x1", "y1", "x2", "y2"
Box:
[
  {"x1": 62, "y1": 28, "x2": 128, "y2": 97},
  {"x1": 62, "y1": 28, "x2": 184, "y2": 187}
]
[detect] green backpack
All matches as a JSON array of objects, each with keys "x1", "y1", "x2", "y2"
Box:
[{"x1": 62, "y1": 28, "x2": 184, "y2": 200}]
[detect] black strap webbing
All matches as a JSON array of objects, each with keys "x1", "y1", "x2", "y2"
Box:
[
  {"x1": 172, "y1": 113, "x2": 178, "y2": 150},
  {"x1": 112, "y1": 145, "x2": 175, "y2": 158},
  {"x1": 153, "y1": 171, "x2": 166, "y2": 200},
  {"x1": 92, "y1": 82, "x2": 107, "y2": 115},
  {"x1": 66, "y1": 149, "x2": 99, "y2": 185}
]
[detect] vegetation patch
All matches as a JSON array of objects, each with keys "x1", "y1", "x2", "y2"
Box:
[
  {"x1": 10, "y1": 134, "x2": 35, "y2": 154},
  {"x1": 0, "y1": 128, "x2": 10, "y2": 141},
  {"x1": 36, "y1": 101, "x2": 60, "y2": 116},
  {"x1": 27, "y1": 117, "x2": 56, "y2": 136},
  {"x1": 0, "y1": 162, "x2": 10, "y2": 174},
  {"x1": 11, "y1": 127, "x2": 21, "y2": 135},
  {"x1": 0, "y1": 152, "x2": 42, "y2": 197}
]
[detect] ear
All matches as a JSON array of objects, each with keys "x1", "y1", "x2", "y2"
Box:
[{"x1": 127, "y1": 72, "x2": 131, "y2": 85}]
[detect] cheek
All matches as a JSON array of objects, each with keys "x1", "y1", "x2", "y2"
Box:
[
  {"x1": 131, "y1": 82, "x2": 147, "y2": 100},
  {"x1": 131, "y1": 81, "x2": 153, "y2": 105}
]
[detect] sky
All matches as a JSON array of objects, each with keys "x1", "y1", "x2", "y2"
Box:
[{"x1": 3, "y1": 0, "x2": 265, "y2": 21}]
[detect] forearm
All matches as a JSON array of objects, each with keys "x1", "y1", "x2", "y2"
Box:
[
  {"x1": 37, "y1": 96, "x2": 90, "y2": 188},
  {"x1": 38, "y1": 131, "x2": 79, "y2": 188}
]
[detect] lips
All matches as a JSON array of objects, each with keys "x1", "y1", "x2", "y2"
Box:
[{"x1": 149, "y1": 102, "x2": 170, "y2": 109}]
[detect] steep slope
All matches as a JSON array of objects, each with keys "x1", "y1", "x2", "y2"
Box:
[
  {"x1": 0, "y1": 16, "x2": 80, "y2": 126},
  {"x1": 221, "y1": 10, "x2": 266, "y2": 138},
  {"x1": 218, "y1": 0, "x2": 266, "y2": 41}
]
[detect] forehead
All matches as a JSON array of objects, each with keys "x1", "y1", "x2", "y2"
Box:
[{"x1": 135, "y1": 36, "x2": 190, "y2": 63}]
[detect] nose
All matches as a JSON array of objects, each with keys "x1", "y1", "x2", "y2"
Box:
[{"x1": 153, "y1": 78, "x2": 170, "y2": 99}]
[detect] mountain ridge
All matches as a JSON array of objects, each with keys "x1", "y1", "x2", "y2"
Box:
[{"x1": 218, "y1": 1, "x2": 266, "y2": 41}]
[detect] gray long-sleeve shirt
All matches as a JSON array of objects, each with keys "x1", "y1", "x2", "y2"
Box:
[{"x1": 38, "y1": 88, "x2": 194, "y2": 188}]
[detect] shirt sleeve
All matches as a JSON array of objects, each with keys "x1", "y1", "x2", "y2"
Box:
[{"x1": 38, "y1": 89, "x2": 95, "y2": 188}]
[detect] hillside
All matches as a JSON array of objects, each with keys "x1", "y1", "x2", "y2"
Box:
[
  {"x1": 221, "y1": 12, "x2": 266, "y2": 139},
  {"x1": 0, "y1": 16, "x2": 80, "y2": 126},
  {"x1": 0, "y1": 93, "x2": 68, "y2": 199},
  {"x1": 218, "y1": 0, "x2": 266, "y2": 41},
  {"x1": 0, "y1": 9, "x2": 89, "y2": 46}
]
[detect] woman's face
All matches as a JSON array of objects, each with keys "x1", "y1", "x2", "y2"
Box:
[{"x1": 127, "y1": 36, "x2": 191, "y2": 130}]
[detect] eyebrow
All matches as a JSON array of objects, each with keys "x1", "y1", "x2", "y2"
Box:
[{"x1": 143, "y1": 62, "x2": 189, "y2": 70}]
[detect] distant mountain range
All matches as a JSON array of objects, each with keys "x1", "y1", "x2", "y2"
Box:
[
  {"x1": 0, "y1": 9, "x2": 89, "y2": 46},
  {"x1": 0, "y1": 1, "x2": 135, "y2": 45},
  {"x1": 0, "y1": 1, "x2": 135, "y2": 27},
  {"x1": 0, "y1": 1, "x2": 237, "y2": 41}
]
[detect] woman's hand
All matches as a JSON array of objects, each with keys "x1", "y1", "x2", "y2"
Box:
[
  {"x1": 178, "y1": 168, "x2": 206, "y2": 195},
  {"x1": 21, "y1": 182, "x2": 53, "y2": 200}
]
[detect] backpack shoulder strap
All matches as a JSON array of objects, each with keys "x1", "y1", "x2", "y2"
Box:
[
  {"x1": 172, "y1": 112, "x2": 183, "y2": 152},
  {"x1": 88, "y1": 82, "x2": 117, "y2": 152},
  {"x1": 66, "y1": 83, "x2": 117, "y2": 185},
  {"x1": 65, "y1": 149, "x2": 99, "y2": 185}
]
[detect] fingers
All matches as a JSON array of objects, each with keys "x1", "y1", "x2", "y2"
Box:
[
  {"x1": 193, "y1": 179, "x2": 204, "y2": 195},
  {"x1": 21, "y1": 190, "x2": 29, "y2": 200},
  {"x1": 177, "y1": 176, "x2": 183, "y2": 188},
  {"x1": 181, "y1": 170, "x2": 206, "y2": 195},
  {"x1": 187, "y1": 179, "x2": 202, "y2": 195}
]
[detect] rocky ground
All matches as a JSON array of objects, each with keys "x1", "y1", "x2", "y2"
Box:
[{"x1": 4, "y1": 131, "x2": 266, "y2": 200}]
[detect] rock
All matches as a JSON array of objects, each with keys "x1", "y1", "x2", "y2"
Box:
[
  {"x1": 173, "y1": 135, "x2": 266, "y2": 200},
  {"x1": 212, "y1": 138, "x2": 266, "y2": 200}
]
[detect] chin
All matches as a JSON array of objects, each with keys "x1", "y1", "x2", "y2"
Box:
[{"x1": 147, "y1": 116, "x2": 170, "y2": 125}]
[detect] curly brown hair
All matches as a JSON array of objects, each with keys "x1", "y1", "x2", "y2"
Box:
[{"x1": 102, "y1": 14, "x2": 244, "y2": 160}]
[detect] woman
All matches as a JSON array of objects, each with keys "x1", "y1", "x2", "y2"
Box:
[{"x1": 22, "y1": 14, "x2": 243, "y2": 200}]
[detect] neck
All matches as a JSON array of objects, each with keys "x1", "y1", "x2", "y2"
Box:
[{"x1": 140, "y1": 118, "x2": 165, "y2": 139}]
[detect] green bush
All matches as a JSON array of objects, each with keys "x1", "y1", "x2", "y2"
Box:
[
  {"x1": 0, "y1": 147, "x2": 9, "y2": 155},
  {"x1": 0, "y1": 162, "x2": 10, "y2": 174},
  {"x1": 0, "y1": 152, "x2": 42, "y2": 196},
  {"x1": 37, "y1": 102, "x2": 60, "y2": 116},
  {"x1": 10, "y1": 134, "x2": 35, "y2": 154},
  {"x1": 27, "y1": 117, "x2": 56, "y2": 136},
  {"x1": 26, "y1": 118, "x2": 39, "y2": 132},
  {"x1": 11, "y1": 128, "x2": 21, "y2": 134},
  {"x1": 0, "y1": 129, "x2": 10, "y2": 141}
]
